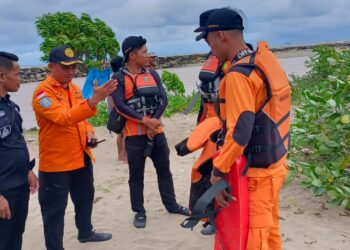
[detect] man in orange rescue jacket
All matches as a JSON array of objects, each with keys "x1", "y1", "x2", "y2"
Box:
[
  {"x1": 112, "y1": 36, "x2": 190, "y2": 229},
  {"x1": 196, "y1": 8, "x2": 291, "y2": 250},
  {"x1": 32, "y1": 45, "x2": 116, "y2": 250}
]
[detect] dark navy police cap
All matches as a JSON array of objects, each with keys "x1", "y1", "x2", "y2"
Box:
[
  {"x1": 194, "y1": 9, "x2": 219, "y2": 41},
  {"x1": 195, "y1": 8, "x2": 244, "y2": 41}
]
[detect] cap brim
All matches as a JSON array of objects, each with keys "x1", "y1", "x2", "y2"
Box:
[
  {"x1": 194, "y1": 26, "x2": 205, "y2": 32},
  {"x1": 195, "y1": 31, "x2": 208, "y2": 41},
  {"x1": 59, "y1": 60, "x2": 83, "y2": 65}
]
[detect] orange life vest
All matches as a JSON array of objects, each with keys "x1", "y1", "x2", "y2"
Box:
[
  {"x1": 217, "y1": 41, "x2": 291, "y2": 169},
  {"x1": 114, "y1": 68, "x2": 164, "y2": 137},
  {"x1": 123, "y1": 69, "x2": 161, "y2": 116},
  {"x1": 197, "y1": 55, "x2": 231, "y2": 124},
  {"x1": 198, "y1": 54, "x2": 221, "y2": 103}
]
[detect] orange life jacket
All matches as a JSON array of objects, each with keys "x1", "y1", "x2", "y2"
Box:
[
  {"x1": 197, "y1": 55, "x2": 231, "y2": 124},
  {"x1": 113, "y1": 68, "x2": 164, "y2": 137},
  {"x1": 123, "y1": 69, "x2": 161, "y2": 116},
  {"x1": 216, "y1": 41, "x2": 291, "y2": 169},
  {"x1": 198, "y1": 54, "x2": 221, "y2": 103}
]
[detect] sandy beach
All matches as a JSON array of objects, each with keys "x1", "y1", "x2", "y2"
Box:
[
  {"x1": 16, "y1": 51, "x2": 350, "y2": 249},
  {"x1": 22, "y1": 113, "x2": 350, "y2": 250}
]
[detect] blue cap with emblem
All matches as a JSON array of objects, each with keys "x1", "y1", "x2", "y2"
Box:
[{"x1": 48, "y1": 45, "x2": 82, "y2": 65}]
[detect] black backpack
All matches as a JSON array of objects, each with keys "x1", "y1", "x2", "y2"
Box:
[{"x1": 106, "y1": 71, "x2": 126, "y2": 134}]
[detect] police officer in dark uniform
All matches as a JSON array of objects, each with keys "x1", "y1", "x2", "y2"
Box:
[{"x1": 0, "y1": 51, "x2": 39, "y2": 250}]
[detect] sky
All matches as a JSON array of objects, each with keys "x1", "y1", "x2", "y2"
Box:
[{"x1": 1, "y1": 0, "x2": 349, "y2": 67}]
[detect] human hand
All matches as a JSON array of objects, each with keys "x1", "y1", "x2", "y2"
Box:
[
  {"x1": 86, "y1": 131, "x2": 95, "y2": 144},
  {"x1": 142, "y1": 117, "x2": 161, "y2": 131},
  {"x1": 146, "y1": 128, "x2": 157, "y2": 139},
  {"x1": 210, "y1": 174, "x2": 235, "y2": 207},
  {"x1": 0, "y1": 195, "x2": 11, "y2": 220},
  {"x1": 88, "y1": 79, "x2": 117, "y2": 107},
  {"x1": 28, "y1": 171, "x2": 39, "y2": 194}
]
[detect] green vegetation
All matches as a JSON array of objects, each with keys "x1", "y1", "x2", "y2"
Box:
[
  {"x1": 161, "y1": 70, "x2": 186, "y2": 96},
  {"x1": 289, "y1": 46, "x2": 350, "y2": 209},
  {"x1": 89, "y1": 101, "x2": 109, "y2": 127},
  {"x1": 36, "y1": 12, "x2": 119, "y2": 68},
  {"x1": 161, "y1": 70, "x2": 200, "y2": 117}
]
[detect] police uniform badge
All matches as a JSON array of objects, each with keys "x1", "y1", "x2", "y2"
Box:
[
  {"x1": 0, "y1": 125, "x2": 11, "y2": 139},
  {"x1": 0, "y1": 110, "x2": 5, "y2": 117}
]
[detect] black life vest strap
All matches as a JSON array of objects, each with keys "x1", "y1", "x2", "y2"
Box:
[
  {"x1": 180, "y1": 179, "x2": 231, "y2": 230},
  {"x1": 248, "y1": 132, "x2": 290, "y2": 154},
  {"x1": 252, "y1": 111, "x2": 290, "y2": 134},
  {"x1": 242, "y1": 132, "x2": 290, "y2": 176},
  {"x1": 214, "y1": 48, "x2": 254, "y2": 124},
  {"x1": 232, "y1": 49, "x2": 254, "y2": 64}
]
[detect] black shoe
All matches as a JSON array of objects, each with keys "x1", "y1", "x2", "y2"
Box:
[
  {"x1": 201, "y1": 223, "x2": 215, "y2": 235},
  {"x1": 168, "y1": 205, "x2": 190, "y2": 216},
  {"x1": 78, "y1": 231, "x2": 112, "y2": 243},
  {"x1": 133, "y1": 213, "x2": 147, "y2": 228}
]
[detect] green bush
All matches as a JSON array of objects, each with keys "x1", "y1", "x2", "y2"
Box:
[
  {"x1": 289, "y1": 46, "x2": 350, "y2": 209},
  {"x1": 89, "y1": 101, "x2": 109, "y2": 127},
  {"x1": 161, "y1": 70, "x2": 186, "y2": 96},
  {"x1": 161, "y1": 70, "x2": 200, "y2": 116},
  {"x1": 164, "y1": 91, "x2": 200, "y2": 117}
]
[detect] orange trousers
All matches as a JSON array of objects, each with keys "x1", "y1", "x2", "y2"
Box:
[{"x1": 246, "y1": 172, "x2": 287, "y2": 250}]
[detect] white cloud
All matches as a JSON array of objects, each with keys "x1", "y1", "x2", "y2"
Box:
[{"x1": 0, "y1": 0, "x2": 349, "y2": 66}]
